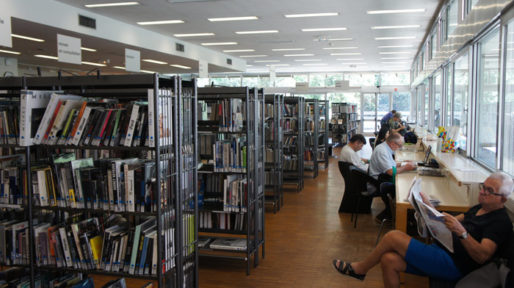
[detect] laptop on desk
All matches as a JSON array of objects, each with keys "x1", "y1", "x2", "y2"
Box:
[{"x1": 417, "y1": 145, "x2": 439, "y2": 168}]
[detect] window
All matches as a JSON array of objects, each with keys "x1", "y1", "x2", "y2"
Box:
[
  {"x1": 475, "y1": 28, "x2": 500, "y2": 169},
  {"x1": 502, "y1": 21, "x2": 514, "y2": 175},
  {"x1": 430, "y1": 30, "x2": 437, "y2": 59},
  {"x1": 275, "y1": 76, "x2": 296, "y2": 87},
  {"x1": 327, "y1": 92, "x2": 361, "y2": 119},
  {"x1": 242, "y1": 76, "x2": 270, "y2": 88},
  {"x1": 453, "y1": 52, "x2": 469, "y2": 151},
  {"x1": 210, "y1": 76, "x2": 241, "y2": 87},
  {"x1": 325, "y1": 73, "x2": 343, "y2": 87},
  {"x1": 432, "y1": 72, "x2": 443, "y2": 129},
  {"x1": 417, "y1": 85, "x2": 424, "y2": 125},
  {"x1": 424, "y1": 80, "x2": 430, "y2": 126},
  {"x1": 381, "y1": 72, "x2": 410, "y2": 85},
  {"x1": 445, "y1": 65, "x2": 453, "y2": 126},
  {"x1": 309, "y1": 74, "x2": 326, "y2": 87},
  {"x1": 467, "y1": 0, "x2": 479, "y2": 15},
  {"x1": 447, "y1": 0, "x2": 458, "y2": 36},
  {"x1": 393, "y1": 91, "x2": 412, "y2": 122}
]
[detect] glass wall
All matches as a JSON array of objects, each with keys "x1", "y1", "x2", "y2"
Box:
[
  {"x1": 424, "y1": 80, "x2": 430, "y2": 126},
  {"x1": 503, "y1": 21, "x2": 514, "y2": 175},
  {"x1": 445, "y1": 65, "x2": 453, "y2": 126},
  {"x1": 433, "y1": 72, "x2": 443, "y2": 129},
  {"x1": 476, "y1": 28, "x2": 500, "y2": 169},
  {"x1": 393, "y1": 91, "x2": 412, "y2": 122},
  {"x1": 447, "y1": 0, "x2": 458, "y2": 36},
  {"x1": 453, "y1": 52, "x2": 469, "y2": 151}
]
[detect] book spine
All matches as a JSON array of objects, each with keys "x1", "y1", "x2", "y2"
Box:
[
  {"x1": 124, "y1": 104, "x2": 140, "y2": 147},
  {"x1": 19, "y1": 92, "x2": 31, "y2": 146},
  {"x1": 148, "y1": 89, "x2": 155, "y2": 147},
  {"x1": 71, "y1": 107, "x2": 92, "y2": 146}
]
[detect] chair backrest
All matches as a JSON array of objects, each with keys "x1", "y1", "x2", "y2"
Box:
[
  {"x1": 349, "y1": 166, "x2": 370, "y2": 192},
  {"x1": 338, "y1": 161, "x2": 352, "y2": 183}
]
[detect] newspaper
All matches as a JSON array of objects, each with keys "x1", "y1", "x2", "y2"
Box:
[{"x1": 408, "y1": 177, "x2": 454, "y2": 253}]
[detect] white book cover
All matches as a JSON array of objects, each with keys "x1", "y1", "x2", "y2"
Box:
[
  {"x1": 58, "y1": 227, "x2": 73, "y2": 267},
  {"x1": 19, "y1": 90, "x2": 54, "y2": 146},
  {"x1": 147, "y1": 89, "x2": 155, "y2": 147},
  {"x1": 124, "y1": 104, "x2": 140, "y2": 147},
  {"x1": 36, "y1": 170, "x2": 48, "y2": 206},
  {"x1": 70, "y1": 223, "x2": 86, "y2": 270},
  {"x1": 70, "y1": 106, "x2": 92, "y2": 146},
  {"x1": 45, "y1": 100, "x2": 83, "y2": 145},
  {"x1": 151, "y1": 231, "x2": 158, "y2": 275},
  {"x1": 126, "y1": 168, "x2": 135, "y2": 212}
]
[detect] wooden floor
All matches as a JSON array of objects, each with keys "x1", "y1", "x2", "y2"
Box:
[{"x1": 199, "y1": 151, "x2": 393, "y2": 288}]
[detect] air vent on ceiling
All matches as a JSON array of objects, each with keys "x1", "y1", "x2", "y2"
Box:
[
  {"x1": 79, "y1": 15, "x2": 96, "y2": 29},
  {"x1": 176, "y1": 43, "x2": 185, "y2": 52},
  {"x1": 226, "y1": 58, "x2": 232, "y2": 65}
]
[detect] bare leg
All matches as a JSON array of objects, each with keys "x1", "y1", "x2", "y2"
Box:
[
  {"x1": 381, "y1": 252, "x2": 407, "y2": 288},
  {"x1": 350, "y1": 230, "x2": 411, "y2": 275}
]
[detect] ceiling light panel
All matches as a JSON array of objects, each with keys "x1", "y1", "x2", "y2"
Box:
[
  {"x1": 330, "y1": 52, "x2": 361, "y2": 55},
  {"x1": 240, "y1": 55, "x2": 268, "y2": 58},
  {"x1": 140, "y1": 69, "x2": 156, "y2": 74},
  {"x1": 271, "y1": 48, "x2": 305, "y2": 51},
  {"x1": 201, "y1": 42, "x2": 237, "y2": 46},
  {"x1": 255, "y1": 60, "x2": 280, "y2": 63},
  {"x1": 381, "y1": 57, "x2": 410, "y2": 60},
  {"x1": 378, "y1": 45, "x2": 414, "y2": 48},
  {"x1": 208, "y1": 16, "x2": 258, "y2": 22},
  {"x1": 302, "y1": 27, "x2": 346, "y2": 32},
  {"x1": 223, "y1": 49, "x2": 255, "y2": 52},
  {"x1": 381, "y1": 61, "x2": 409, "y2": 64},
  {"x1": 0, "y1": 49, "x2": 21, "y2": 55},
  {"x1": 82, "y1": 61, "x2": 106, "y2": 67},
  {"x1": 284, "y1": 13, "x2": 339, "y2": 18},
  {"x1": 284, "y1": 54, "x2": 314, "y2": 57},
  {"x1": 11, "y1": 34, "x2": 44, "y2": 42},
  {"x1": 322, "y1": 47, "x2": 358, "y2": 50},
  {"x1": 113, "y1": 66, "x2": 126, "y2": 70},
  {"x1": 235, "y1": 30, "x2": 279, "y2": 34},
  {"x1": 375, "y1": 36, "x2": 416, "y2": 40},
  {"x1": 174, "y1": 33, "x2": 214, "y2": 37},
  {"x1": 170, "y1": 64, "x2": 191, "y2": 69},
  {"x1": 34, "y1": 54, "x2": 57, "y2": 60},
  {"x1": 303, "y1": 63, "x2": 328, "y2": 66},
  {"x1": 337, "y1": 58, "x2": 364, "y2": 61},
  {"x1": 265, "y1": 64, "x2": 289, "y2": 66},
  {"x1": 379, "y1": 51, "x2": 412, "y2": 54},
  {"x1": 328, "y1": 38, "x2": 352, "y2": 41},
  {"x1": 137, "y1": 20, "x2": 184, "y2": 25},
  {"x1": 294, "y1": 59, "x2": 321, "y2": 62},
  {"x1": 80, "y1": 47, "x2": 97, "y2": 52},
  {"x1": 371, "y1": 25, "x2": 420, "y2": 30},
  {"x1": 85, "y1": 2, "x2": 139, "y2": 8},
  {"x1": 367, "y1": 9, "x2": 425, "y2": 14},
  {"x1": 143, "y1": 59, "x2": 168, "y2": 65}
]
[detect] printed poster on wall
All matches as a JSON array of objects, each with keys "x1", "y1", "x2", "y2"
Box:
[
  {"x1": 125, "y1": 48, "x2": 140, "y2": 72},
  {"x1": 199, "y1": 60, "x2": 208, "y2": 78},
  {"x1": 0, "y1": 11, "x2": 12, "y2": 48},
  {"x1": 57, "y1": 34, "x2": 82, "y2": 64}
]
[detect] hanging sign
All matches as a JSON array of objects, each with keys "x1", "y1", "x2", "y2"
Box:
[
  {"x1": 125, "y1": 48, "x2": 140, "y2": 72},
  {"x1": 57, "y1": 34, "x2": 82, "y2": 64},
  {"x1": 0, "y1": 12, "x2": 11, "y2": 48},
  {"x1": 199, "y1": 59, "x2": 208, "y2": 78},
  {"x1": 269, "y1": 66, "x2": 276, "y2": 86}
]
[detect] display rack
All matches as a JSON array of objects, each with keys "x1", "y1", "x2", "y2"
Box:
[
  {"x1": 196, "y1": 87, "x2": 265, "y2": 275},
  {"x1": 0, "y1": 74, "x2": 198, "y2": 288},
  {"x1": 304, "y1": 100, "x2": 318, "y2": 178},
  {"x1": 282, "y1": 97, "x2": 304, "y2": 191},
  {"x1": 330, "y1": 103, "x2": 358, "y2": 147},
  {"x1": 264, "y1": 94, "x2": 283, "y2": 213}
]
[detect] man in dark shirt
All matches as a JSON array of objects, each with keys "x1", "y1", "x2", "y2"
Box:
[{"x1": 333, "y1": 172, "x2": 513, "y2": 287}]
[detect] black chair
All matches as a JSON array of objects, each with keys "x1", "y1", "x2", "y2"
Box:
[
  {"x1": 337, "y1": 161, "x2": 354, "y2": 213},
  {"x1": 349, "y1": 167, "x2": 381, "y2": 228}
]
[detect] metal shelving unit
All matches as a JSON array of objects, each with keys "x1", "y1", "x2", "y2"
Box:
[
  {"x1": 318, "y1": 100, "x2": 329, "y2": 169},
  {"x1": 282, "y1": 97, "x2": 304, "y2": 191},
  {"x1": 264, "y1": 94, "x2": 283, "y2": 213},
  {"x1": 330, "y1": 102, "x2": 358, "y2": 147},
  {"x1": 304, "y1": 99, "x2": 318, "y2": 178}
]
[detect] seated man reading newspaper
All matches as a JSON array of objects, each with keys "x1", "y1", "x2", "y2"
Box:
[{"x1": 332, "y1": 172, "x2": 513, "y2": 287}]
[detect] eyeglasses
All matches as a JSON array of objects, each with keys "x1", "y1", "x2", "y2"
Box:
[{"x1": 479, "y1": 183, "x2": 503, "y2": 197}]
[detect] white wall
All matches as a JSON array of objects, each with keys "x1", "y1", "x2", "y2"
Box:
[{"x1": 0, "y1": 56, "x2": 18, "y2": 76}]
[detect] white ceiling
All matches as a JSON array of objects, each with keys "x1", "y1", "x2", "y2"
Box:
[{"x1": 9, "y1": 0, "x2": 443, "y2": 74}]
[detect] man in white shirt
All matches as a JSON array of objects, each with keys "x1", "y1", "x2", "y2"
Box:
[{"x1": 340, "y1": 134, "x2": 369, "y2": 171}]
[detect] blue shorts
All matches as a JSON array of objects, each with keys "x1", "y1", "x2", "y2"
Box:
[{"x1": 404, "y1": 239, "x2": 462, "y2": 281}]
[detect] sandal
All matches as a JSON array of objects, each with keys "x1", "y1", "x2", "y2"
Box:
[{"x1": 332, "y1": 259, "x2": 366, "y2": 281}]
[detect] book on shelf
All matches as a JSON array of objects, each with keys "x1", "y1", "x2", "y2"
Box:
[
  {"x1": 209, "y1": 238, "x2": 247, "y2": 251},
  {"x1": 282, "y1": 103, "x2": 298, "y2": 116},
  {"x1": 198, "y1": 211, "x2": 246, "y2": 231},
  {"x1": 0, "y1": 101, "x2": 20, "y2": 146},
  {"x1": 198, "y1": 174, "x2": 248, "y2": 213},
  {"x1": 213, "y1": 137, "x2": 247, "y2": 173},
  {"x1": 200, "y1": 99, "x2": 245, "y2": 132}
]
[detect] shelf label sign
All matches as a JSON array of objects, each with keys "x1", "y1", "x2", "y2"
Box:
[
  {"x1": 57, "y1": 34, "x2": 81, "y2": 64},
  {"x1": 269, "y1": 66, "x2": 276, "y2": 86},
  {"x1": 296, "y1": 82, "x2": 308, "y2": 91},
  {"x1": 125, "y1": 48, "x2": 140, "y2": 72},
  {"x1": 0, "y1": 12, "x2": 12, "y2": 48},
  {"x1": 199, "y1": 59, "x2": 208, "y2": 78}
]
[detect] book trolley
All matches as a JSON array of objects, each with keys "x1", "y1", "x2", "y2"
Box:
[
  {"x1": 0, "y1": 74, "x2": 198, "y2": 288},
  {"x1": 282, "y1": 97, "x2": 304, "y2": 191},
  {"x1": 264, "y1": 94, "x2": 283, "y2": 213},
  {"x1": 196, "y1": 87, "x2": 265, "y2": 275}
]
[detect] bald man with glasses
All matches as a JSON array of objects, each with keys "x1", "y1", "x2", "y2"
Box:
[{"x1": 333, "y1": 172, "x2": 514, "y2": 287}]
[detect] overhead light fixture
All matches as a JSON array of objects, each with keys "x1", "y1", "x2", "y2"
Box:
[
  {"x1": 140, "y1": 70, "x2": 156, "y2": 74},
  {"x1": 272, "y1": 48, "x2": 305, "y2": 51},
  {"x1": 330, "y1": 52, "x2": 361, "y2": 56},
  {"x1": 285, "y1": 13, "x2": 339, "y2": 18},
  {"x1": 170, "y1": 64, "x2": 191, "y2": 69},
  {"x1": 246, "y1": 64, "x2": 253, "y2": 67},
  {"x1": 371, "y1": 25, "x2": 420, "y2": 30},
  {"x1": 378, "y1": 45, "x2": 414, "y2": 48},
  {"x1": 0, "y1": 49, "x2": 21, "y2": 55},
  {"x1": 80, "y1": 47, "x2": 97, "y2": 52},
  {"x1": 143, "y1": 59, "x2": 168, "y2": 65},
  {"x1": 337, "y1": 58, "x2": 364, "y2": 61},
  {"x1": 85, "y1": 2, "x2": 139, "y2": 8},
  {"x1": 82, "y1": 61, "x2": 106, "y2": 67},
  {"x1": 34, "y1": 54, "x2": 57, "y2": 60},
  {"x1": 113, "y1": 66, "x2": 126, "y2": 70},
  {"x1": 342, "y1": 62, "x2": 367, "y2": 65},
  {"x1": 223, "y1": 49, "x2": 255, "y2": 52},
  {"x1": 284, "y1": 54, "x2": 314, "y2": 57},
  {"x1": 303, "y1": 63, "x2": 328, "y2": 66},
  {"x1": 302, "y1": 27, "x2": 346, "y2": 32},
  {"x1": 294, "y1": 59, "x2": 321, "y2": 62},
  {"x1": 381, "y1": 57, "x2": 410, "y2": 60},
  {"x1": 174, "y1": 33, "x2": 215, "y2": 37},
  {"x1": 375, "y1": 36, "x2": 415, "y2": 40},
  {"x1": 265, "y1": 64, "x2": 289, "y2": 66},
  {"x1": 322, "y1": 47, "x2": 358, "y2": 50},
  {"x1": 379, "y1": 51, "x2": 412, "y2": 54},
  {"x1": 381, "y1": 61, "x2": 409, "y2": 64},
  {"x1": 208, "y1": 16, "x2": 258, "y2": 22},
  {"x1": 240, "y1": 55, "x2": 268, "y2": 58},
  {"x1": 235, "y1": 30, "x2": 279, "y2": 34},
  {"x1": 255, "y1": 60, "x2": 280, "y2": 63},
  {"x1": 328, "y1": 38, "x2": 352, "y2": 41},
  {"x1": 11, "y1": 34, "x2": 45, "y2": 42},
  {"x1": 367, "y1": 9, "x2": 425, "y2": 14},
  {"x1": 201, "y1": 42, "x2": 238, "y2": 46},
  {"x1": 137, "y1": 20, "x2": 184, "y2": 25}
]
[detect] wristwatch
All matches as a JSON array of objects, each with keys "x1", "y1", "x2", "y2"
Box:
[{"x1": 459, "y1": 231, "x2": 468, "y2": 239}]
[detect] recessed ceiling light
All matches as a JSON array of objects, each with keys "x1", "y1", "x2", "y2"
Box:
[
  {"x1": 375, "y1": 36, "x2": 416, "y2": 40},
  {"x1": 367, "y1": 9, "x2": 425, "y2": 14},
  {"x1": 272, "y1": 48, "x2": 305, "y2": 51},
  {"x1": 284, "y1": 54, "x2": 314, "y2": 57},
  {"x1": 328, "y1": 38, "x2": 352, "y2": 41},
  {"x1": 201, "y1": 42, "x2": 238, "y2": 46},
  {"x1": 11, "y1": 34, "x2": 44, "y2": 42},
  {"x1": 82, "y1": 61, "x2": 106, "y2": 67},
  {"x1": 170, "y1": 64, "x2": 191, "y2": 69},
  {"x1": 381, "y1": 57, "x2": 410, "y2": 60},
  {"x1": 265, "y1": 64, "x2": 289, "y2": 67},
  {"x1": 140, "y1": 70, "x2": 156, "y2": 74},
  {"x1": 143, "y1": 59, "x2": 168, "y2": 65},
  {"x1": 371, "y1": 25, "x2": 421, "y2": 30},
  {"x1": 137, "y1": 20, "x2": 184, "y2": 25},
  {"x1": 301, "y1": 27, "x2": 347, "y2": 32},
  {"x1": 322, "y1": 47, "x2": 358, "y2": 50},
  {"x1": 113, "y1": 66, "x2": 126, "y2": 70},
  {"x1": 341, "y1": 62, "x2": 367, "y2": 65},
  {"x1": 235, "y1": 30, "x2": 279, "y2": 34},
  {"x1": 303, "y1": 63, "x2": 328, "y2": 66},
  {"x1": 223, "y1": 49, "x2": 255, "y2": 52},
  {"x1": 294, "y1": 59, "x2": 321, "y2": 62},
  {"x1": 174, "y1": 33, "x2": 215, "y2": 37},
  {"x1": 240, "y1": 55, "x2": 268, "y2": 58},
  {"x1": 85, "y1": 2, "x2": 139, "y2": 8},
  {"x1": 255, "y1": 60, "x2": 280, "y2": 63},
  {"x1": 330, "y1": 52, "x2": 361, "y2": 56},
  {"x1": 34, "y1": 54, "x2": 57, "y2": 60},
  {"x1": 208, "y1": 16, "x2": 258, "y2": 22},
  {"x1": 0, "y1": 49, "x2": 21, "y2": 55},
  {"x1": 80, "y1": 47, "x2": 97, "y2": 52},
  {"x1": 246, "y1": 64, "x2": 253, "y2": 67},
  {"x1": 285, "y1": 13, "x2": 339, "y2": 18},
  {"x1": 379, "y1": 51, "x2": 412, "y2": 54},
  {"x1": 381, "y1": 61, "x2": 409, "y2": 64},
  {"x1": 378, "y1": 45, "x2": 414, "y2": 48},
  {"x1": 337, "y1": 58, "x2": 364, "y2": 61}
]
